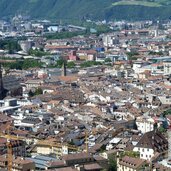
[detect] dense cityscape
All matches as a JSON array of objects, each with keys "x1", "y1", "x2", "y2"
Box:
[{"x1": 0, "y1": 11, "x2": 171, "y2": 171}]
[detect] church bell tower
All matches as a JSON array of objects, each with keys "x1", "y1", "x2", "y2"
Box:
[{"x1": 0, "y1": 65, "x2": 5, "y2": 99}]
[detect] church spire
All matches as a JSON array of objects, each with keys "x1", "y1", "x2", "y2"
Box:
[
  {"x1": 0, "y1": 64, "x2": 4, "y2": 99},
  {"x1": 61, "y1": 62, "x2": 67, "y2": 76}
]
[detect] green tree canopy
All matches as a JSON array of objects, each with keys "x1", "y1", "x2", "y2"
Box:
[{"x1": 67, "y1": 61, "x2": 76, "y2": 68}]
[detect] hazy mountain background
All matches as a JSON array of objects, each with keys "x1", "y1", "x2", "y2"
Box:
[{"x1": 1, "y1": 0, "x2": 171, "y2": 20}]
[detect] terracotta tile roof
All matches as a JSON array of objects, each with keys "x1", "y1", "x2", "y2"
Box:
[
  {"x1": 45, "y1": 45, "x2": 77, "y2": 50},
  {"x1": 135, "y1": 131, "x2": 168, "y2": 152},
  {"x1": 57, "y1": 76, "x2": 78, "y2": 82},
  {"x1": 0, "y1": 122, "x2": 11, "y2": 133},
  {"x1": 47, "y1": 160, "x2": 66, "y2": 167},
  {"x1": 62, "y1": 153, "x2": 92, "y2": 161},
  {"x1": 0, "y1": 156, "x2": 7, "y2": 162},
  {"x1": 153, "y1": 163, "x2": 171, "y2": 171},
  {"x1": 77, "y1": 50, "x2": 97, "y2": 54},
  {"x1": 11, "y1": 129, "x2": 29, "y2": 137},
  {"x1": 0, "y1": 113, "x2": 13, "y2": 123},
  {"x1": 119, "y1": 156, "x2": 146, "y2": 169},
  {"x1": 84, "y1": 163, "x2": 102, "y2": 170},
  {"x1": 47, "y1": 167, "x2": 77, "y2": 171}
]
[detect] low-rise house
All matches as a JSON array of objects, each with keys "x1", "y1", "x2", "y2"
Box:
[
  {"x1": 158, "y1": 95, "x2": 171, "y2": 105},
  {"x1": 84, "y1": 163, "x2": 103, "y2": 171},
  {"x1": 133, "y1": 130, "x2": 168, "y2": 160},
  {"x1": 25, "y1": 79, "x2": 44, "y2": 89},
  {"x1": 0, "y1": 138, "x2": 25, "y2": 157},
  {"x1": 77, "y1": 50, "x2": 97, "y2": 61},
  {"x1": 0, "y1": 157, "x2": 35, "y2": 171},
  {"x1": 14, "y1": 117, "x2": 41, "y2": 131},
  {"x1": 136, "y1": 116, "x2": 155, "y2": 134},
  {"x1": 0, "y1": 97, "x2": 21, "y2": 114},
  {"x1": 118, "y1": 156, "x2": 149, "y2": 171},
  {"x1": 68, "y1": 50, "x2": 79, "y2": 61},
  {"x1": 163, "y1": 61, "x2": 171, "y2": 75},
  {"x1": 62, "y1": 153, "x2": 94, "y2": 166},
  {"x1": 12, "y1": 157, "x2": 35, "y2": 171},
  {"x1": 33, "y1": 140, "x2": 70, "y2": 157},
  {"x1": 0, "y1": 113, "x2": 13, "y2": 125}
]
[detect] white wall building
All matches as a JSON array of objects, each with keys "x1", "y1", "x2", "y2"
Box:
[
  {"x1": 133, "y1": 146, "x2": 154, "y2": 160},
  {"x1": 164, "y1": 61, "x2": 171, "y2": 75},
  {"x1": 136, "y1": 116, "x2": 154, "y2": 134}
]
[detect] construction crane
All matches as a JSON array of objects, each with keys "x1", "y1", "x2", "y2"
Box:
[
  {"x1": 0, "y1": 125, "x2": 28, "y2": 171},
  {"x1": 0, "y1": 123, "x2": 93, "y2": 171},
  {"x1": 0, "y1": 132, "x2": 82, "y2": 171},
  {"x1": 7, "y1": 141, "x2": 12, "y2": 171}
]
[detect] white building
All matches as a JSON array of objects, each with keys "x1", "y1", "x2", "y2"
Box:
[
  {"x1": 25, "y1": 79, "x2": 44, "y2": 89},
  {"x1": 136, "y1": 116, "x2": 154, "y2": 134},
  {"x1": 133, "y1": 131, "x2": 168, "y2": 161},
  {"x1": 158, "y1": 95, "x2": 171, "y2": 105},
  {"x1": 164, "y1": 61, "x2": 171, "y2": 75}
]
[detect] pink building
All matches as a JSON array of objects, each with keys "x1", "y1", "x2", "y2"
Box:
[{"x1": 68, "y1": 50, "x2": 79, "y2": 61}]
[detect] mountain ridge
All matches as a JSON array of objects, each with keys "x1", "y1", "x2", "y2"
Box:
[{"x1": 0, "y1": 0, "x2": 171, "y2": 21}]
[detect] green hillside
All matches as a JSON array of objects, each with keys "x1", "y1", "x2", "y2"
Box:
[{"x1": 1, "y1": 0, "x2": 171, "y2": 21}]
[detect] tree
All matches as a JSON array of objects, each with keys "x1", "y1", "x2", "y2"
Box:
[
  {"x1": 154, "y1": 123, "x2": 158, "y2": 130},
  {"x1": 45, "y1": 31, "x2": 87, "y2": 40},
  {"x1": 3, "y1": 59, "x2": 42, "y2": 70},
  {"x1": 148, "y1": 51, "x2": 164, "y2": 56},
  {"x1": 22, "y1": 59, "x2": 41, "y2": 69},
  {"x1": 67, "y1": 61, "x2": 76, "y2": 68},
  {"x1": 80, "y1": 61, "x2": 102, "y2": 68},
  {"x1": 28, "y1": 90, "x2": 34, "y2": 97},
  {"x1": 0, "y1": 39, "x2": 21, "y2": 54},
  {"x1": 28, "y1": 48, "x2": 50, "y2": 57},
  {"x1": 108, "y1": 156, "x2": 117, "y2": 171},
  {"x1": 56, "y1": 59, "x2": 66, "y2": 68},
  {"x1": 126, "y1": 52, "x2": 139, "y2": 60},
  {"x1": 158, "y1": 126, "x2": 166, "y2": 133},
  {"x1": 163, "y1": 108, "x2": 171, "y2": 117},
  {"x1": 35, "y1": 88, "x2": 43, "y2": 95},
  {"x1": 120, "y1": 151, "x2": 140, "y2": 158},
  {"x1": 104, "y1": 58, "x2": 112, "y2": 63}
]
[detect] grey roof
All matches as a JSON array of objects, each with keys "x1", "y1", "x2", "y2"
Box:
[
  {"x1": 26, "y1": 155, "x2": 57, "y2": 169},
  {"x1": 3, "y1": 75, "x2": 21, "y2": 90},
  {"x1": 22, "y1": 117, "x2": 41, "y2": 124}
]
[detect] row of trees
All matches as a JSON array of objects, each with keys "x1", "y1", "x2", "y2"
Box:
[
  {"x1": 45, "y1": 22, "x2": 112, "y2": 40},
  {"x1": 2, "y1": 57, "x2": 113, "y2": 70},
  {"x1": 0, "y1": 39, "x2": 21, "y2": 54},
  {"x1": 54, "y1": 58, "x2": 112, "y2": 68},
  {"x1": 54, "y1": 59, "x2": 76, "y2": 68},
  {"x1": 3, "y1": 59, "x2": 43, "y2": 70},
  {"x1": 45, "y1": 31, "x2": 87, "y2": 40},
  {"x1": 28, "y1": 48, "x2": 50, "y2": 57}
]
